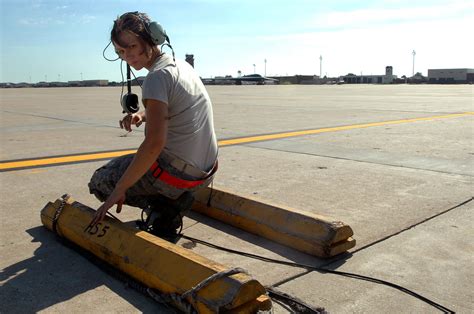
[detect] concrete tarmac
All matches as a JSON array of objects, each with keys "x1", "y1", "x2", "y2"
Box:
[{"x1": 1, "y1": 84, "x2": 473, "y2": 313}]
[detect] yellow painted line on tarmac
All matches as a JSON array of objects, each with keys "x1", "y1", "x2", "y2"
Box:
[
  {"x1": 0, "y1": 150, "x2": 137, "y2": 171},
  {"x1": 218, "y1": 112, "x2": 474, "y2": 146},
  {"x1": 1, "y1": 112, "x2": 472, "y2": 171}
]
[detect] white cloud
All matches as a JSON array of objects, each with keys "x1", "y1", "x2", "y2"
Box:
[
  {"x1": 31, "y1": 0, "x2": 43, "y2": 9},
  {"x1": 18, "y1": 14, "x2": 96, "y2": 26},
  {"x1": 18, "y1": 17, "x2": 59, "y2": 26},
  {"x1": 241, "y1": 23, "x2": 465, "y2": 77},
  {"x1": 310, "y1": 0, "x2": 473, "y2": 30},
  {"x1": 79, "y1": 14, "x2": 96, "y2": 24},
  {"x1": 242, "y1": 1, "x2": 473, "y2": 76}
]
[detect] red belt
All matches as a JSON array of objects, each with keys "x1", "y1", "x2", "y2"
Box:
[{"x1": 150, "y1": 160, "x2": 217, "y2": 189}]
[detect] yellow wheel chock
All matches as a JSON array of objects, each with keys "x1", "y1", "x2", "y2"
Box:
[
  {"x1": 193, "y1": 187, "x2": 355, "y2": 258},
  {"x1": 41, "y1": 187, "x2": 355, "y2": 312},
  {"x1": 41, "y1": 195, "x2": 271, "y2": 313}
]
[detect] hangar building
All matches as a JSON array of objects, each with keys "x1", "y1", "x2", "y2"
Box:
[
  {"x1": 342, "y1": 66, "x2": 397, "y2": 84},
  {"x1": 428, "y1": 68, "x2": 474, "y2": 83}
]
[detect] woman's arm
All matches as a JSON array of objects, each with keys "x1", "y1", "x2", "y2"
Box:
[{"x1": 91, "y1": 99, "x2": 168, "y2": 225}]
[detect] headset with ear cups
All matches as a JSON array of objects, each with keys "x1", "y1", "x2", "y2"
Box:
[
  {"x1": 126, "y1": 11, "x2": 169, "y2": 47},
  {"x1": 134, "y1": 12, "x2": 175, "y2": 61},
  {"x1": 119, "y1": 12, "x2": 172, "y2": 114},
  {"x1": 146, "y1": 20, "x2": 168, "y2": 45}
]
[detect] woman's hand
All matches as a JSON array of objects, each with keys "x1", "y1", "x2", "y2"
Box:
[
  {"x1": 90, "y1": 188, "x2": 126, "y2": 227},
  {"x1": 120, "y1": 111, "x2": 145, "y2": 132}
]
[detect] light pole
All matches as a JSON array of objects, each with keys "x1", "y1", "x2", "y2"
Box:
[
  {"x1": 264, "y1": 59, "x2": 267, "y2": 77},
  {"x1": 319, "y1": 55, "x2": 322, "y2": 78},
  {"x1": 412, "y1": 50, "x2": 416, "y2": 77},
  {"x1": 253, "y1": 64, "x2": 256, "y2": 74},
  {"x1": 80, "y1": 72, "x2": 83, "y2": 81}
]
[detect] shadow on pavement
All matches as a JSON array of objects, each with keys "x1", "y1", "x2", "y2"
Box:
[{"x1": 0, "y1": 226, "x2": 172, "y2": 313}]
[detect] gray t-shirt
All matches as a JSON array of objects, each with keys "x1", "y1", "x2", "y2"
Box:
[{"x1": 142, "y1": 54, "x2": 218, "y2": 172}]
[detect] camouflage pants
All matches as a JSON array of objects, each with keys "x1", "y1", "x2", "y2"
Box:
[{"x1": 88, "y1": 153, "x2": 213, "y2": 210}]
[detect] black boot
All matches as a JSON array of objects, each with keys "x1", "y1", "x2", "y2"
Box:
[
  {"x1": 150, "y1": 210, "x2": 183, "y2": 242},
  {"x1": 142, "y1": 192, "x2": 195, "y2": 242}
]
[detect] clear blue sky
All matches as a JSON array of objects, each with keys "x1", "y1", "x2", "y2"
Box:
[{"x1": 1, "y1": 0, "x2": 473, "y2": 83}]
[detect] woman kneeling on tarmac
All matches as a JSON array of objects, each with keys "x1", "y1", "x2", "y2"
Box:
[{"x1": 88, "y1": 12, "x2": 218, "y2": 240}]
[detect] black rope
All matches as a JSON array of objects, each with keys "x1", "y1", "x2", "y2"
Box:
[
  {"x1": 349, "y1": 197, "x2": 473, "y2": 255},
  {"x1": 266, "y1": 286, "x2": 327, "y2": 314},
  {"x1": 60, "y1": 196, "x2": 465, "y2": 313},
  {"x1": 180, "y1": 234, "x2": 455, "y2": 313}
]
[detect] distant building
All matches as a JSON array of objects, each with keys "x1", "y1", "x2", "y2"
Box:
[
  {"x1": 68, "y1": 80, "x2": 83, "y2": 87},
  {"x1": 49, "y1": 81, "x2": 69, "y2": 87},
  {"x1": 1, "y1": 79, "x2": 110, "y2": 88},
  {"x1": 35, "y1": 81, "x2": 50, "y2": 87},
  {"x1": 67, "y1": 80, "x2": 108, "y2": 87},
  {"x1": 82, "y1": 80, "x2": 108, "y2": 86},
  {"x1": 428, "y1": 68, "x2": 474, "y2": 84},
  {"x1": 135, "y1": 76, "x2": 145, "y2": 86},
  {"x1": 270, "y1": 75, "x2": 315, "y2": 84},
  {"x1": 342, "y1": 66, "x2": 397, "y2": 84}
]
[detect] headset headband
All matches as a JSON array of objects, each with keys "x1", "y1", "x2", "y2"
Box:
[{"x1": 121, "y1": 11, "x2": 168, "y2": 46}]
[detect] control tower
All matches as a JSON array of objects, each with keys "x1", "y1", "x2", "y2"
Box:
[{"x1": 185, "y1": 54, "x2": 194, "y2": 68}]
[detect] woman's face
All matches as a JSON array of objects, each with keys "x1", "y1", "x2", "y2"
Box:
[{"x1": 114, "y1": 31, "x2": 153, "y2": 70}]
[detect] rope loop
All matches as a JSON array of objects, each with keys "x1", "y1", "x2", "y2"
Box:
[
  {"x1": 147, "y1": 267, "x2": 248, "y2": 313},
  {"x1": 52, "y1": 194, "x2": 71, "y2": 235},
  {"x1": 181, "y1": 267, "x2": 248, "y2": 301}
]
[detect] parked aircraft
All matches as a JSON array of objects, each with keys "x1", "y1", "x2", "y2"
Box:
[{"x1": 202, "y1": 74, "x2": 279, "y2": 85}]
